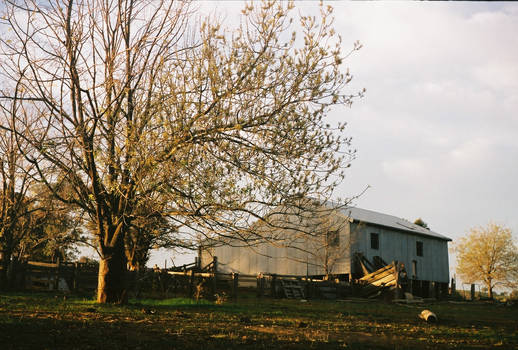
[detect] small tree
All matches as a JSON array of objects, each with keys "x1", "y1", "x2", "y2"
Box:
[
  {"x1": 305, "y1": 206, "x2": 352, "y2": 278},
  {"x1": 456, "y1": 223, "x2": 518, "y2": 299},
  {"x1": 414, "y1": 218, "x2": 429, "y2": 229}
]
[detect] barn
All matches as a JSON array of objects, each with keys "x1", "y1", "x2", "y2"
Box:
[{"x1": 200, "y1": 202, "x2": 451, "y2": 296}]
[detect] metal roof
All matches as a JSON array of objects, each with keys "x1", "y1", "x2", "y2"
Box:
[{"x1": 336, "y1": 206, "x2": 452, "y2": 242}]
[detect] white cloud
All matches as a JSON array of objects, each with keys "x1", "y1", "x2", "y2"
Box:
[{"x1": 327, "y1": 2, "x2": 518, "y2": 249}]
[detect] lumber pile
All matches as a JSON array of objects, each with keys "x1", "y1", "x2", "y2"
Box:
[{"x1": 357, "y1": 262, "x2": 398, "y2": 298}]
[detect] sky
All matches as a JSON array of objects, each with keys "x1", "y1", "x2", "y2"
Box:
[{"x1": 146, "y1": 2, "x2": 518, "y2": 280}]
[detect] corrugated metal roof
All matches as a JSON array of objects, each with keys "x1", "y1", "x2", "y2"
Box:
[{"x1": 336, "y1": 206, "x2": 452, "y2": 241}]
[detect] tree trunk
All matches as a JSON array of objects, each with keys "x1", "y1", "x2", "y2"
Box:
[
  {"x1": 0, "y1": 245, "x2": 15, "y2": 290},
  {"x1": 0, "y1": 250, "x2": 10, "y2": 290},
  {"x1": 97, "y1": 243, "x2": 128, "y2": 304},
  {"x1": 487, "y1": 282, "x2": 493, "y2": 300}
]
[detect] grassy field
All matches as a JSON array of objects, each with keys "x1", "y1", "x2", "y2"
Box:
[{"x1": 0, "y1": 292, "x2": 517, "y2": 349}]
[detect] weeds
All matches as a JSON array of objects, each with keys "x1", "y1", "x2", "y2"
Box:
[{"x1": 214, "y1": 292, "x2": 228, "y2": 305}]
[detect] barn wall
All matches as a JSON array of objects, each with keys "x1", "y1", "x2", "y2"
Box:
[
  {"x1": 201, "y1": 211, "x2": 449, "y2": 283},
  {"x1": 350, "y1": 222, "x2": 449, "y2": 283},
  {"x1": 202, "y1": 211, "x2": 354, "y2": 276}
]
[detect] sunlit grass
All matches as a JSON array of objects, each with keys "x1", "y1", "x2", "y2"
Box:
[{"x1": 133, "y1": 297, "x2": 213, "y2": 307}]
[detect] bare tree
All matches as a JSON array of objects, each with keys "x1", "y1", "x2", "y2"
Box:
[
  {"x1": 456, "y1": 223, "x2": 518, "y2": 299},
  {"x1": 0, "y1": 0, "x2": 361, "y2": 303},
  {"x1": 0, "y1": 94, "x2": 38, "y2": 289},
  {"x1": 306, "y1": 209, "x2": 353, "y2": 278}
]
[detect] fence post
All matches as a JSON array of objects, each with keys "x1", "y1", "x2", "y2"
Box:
[
  {"x1": 429, "y1": 281, "x2": 436, "y2": 299},
  {"x1": 232, "y1": 273, "x2": 239, "y2": 301},
  {"x1": 213, "y1": 256, "x2": 218, "y2": 273},
  {"x1": 257, "y1": 273, "x2": 264, "y2": 298},
  {"x1": 450, "y1": 277, "x2": 456, "y2": 296},
  {"x1": 188, "y1": 270, "x2": 194, "y2": 298},
  {"x1": 271, "y1": 274, "x2": 277, "y2": 298},
  {"x1": 73, "y1": 262, "x2": 78, "y2": 291},
  {"x1": 55, "y1": 257, "x2": 61, "y2": 291}
]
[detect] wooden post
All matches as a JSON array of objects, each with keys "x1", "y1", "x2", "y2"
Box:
[
  {"x1": 213, "y1": 256, "x2": 218, "y2": 273},
  {"x1": 53, "y1": 261, "x2": 59, "y2": 291},
  {"x1": 211, "y1": 271, "x2": 217, "y2": 299},
  {"x1": 257, "y1": 273, "x2": 263, "y2": 298},
  {"x1": 271, "y1": 274, "x2": 277, "y2": 298},
  {"x1": 394, "y1": 261, "x2": 401, "y2": 300},
  {"x1": 73, "y1": 262, "x2": 78, "y2": 291},
  {"x1": 450, "y1": 278, "x2": 456, "y2": 296},
  {"x1": 188, "y1": 270, "x2": 194, "y2": 298},
  {"x1": 197, "y1": 245, "x2": 202, "y2": 269},
  {"x1": 232, "y1": 273, "x2": 239, "y2": 301},
  {"x1": 429, "y1": 281, "x2": 436, "y2": 299}
]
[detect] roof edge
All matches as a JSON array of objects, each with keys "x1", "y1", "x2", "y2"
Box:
[{"x1": 351, "y1": 219, "x2": 452, "y2": 242}]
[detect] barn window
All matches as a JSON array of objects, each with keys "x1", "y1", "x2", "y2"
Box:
[
  {"x1": 327, "y1": 230, "x2": 339, "y2": 247},
  {"x1": 370, "y1": 233, "x2": 379, "y2": 250},
  {"x1": 416, "y1": 241, "x2": 423, "y2": 256}
]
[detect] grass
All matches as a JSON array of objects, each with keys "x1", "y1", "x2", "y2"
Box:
[{"x1": 0, "y1": 292, "x2": 517, "y2": 349}]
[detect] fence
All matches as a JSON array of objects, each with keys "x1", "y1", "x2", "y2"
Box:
[
  {"x1": 0, "y1": 259, "x2": 353, "y2": 300},
  {"x1": 0, "y1": 258, "x2": 449, "y2": 301},
  {"x1": 162, "y1": 270, "x2": 352, "y2": 300},
  {"x1": 19, "y1": 261, "x2": 98, "y2": 292}
]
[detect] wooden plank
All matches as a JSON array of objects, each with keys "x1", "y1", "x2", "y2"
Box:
[
  {"x1": 167, "y1": 271, "x2": 215, "y2": 278},
  {"x1": 362, "y1": 269, "x2": 395, "y2": 284},
  {"x1": 369, "y1": 273, "x2": 397, "y2": 287},
  {"x1": 359, "y1": 263, "x2": 395, "y2": 282},
  {"x1": 27, "y1": 261, "x2": 58, "y2": 268}
]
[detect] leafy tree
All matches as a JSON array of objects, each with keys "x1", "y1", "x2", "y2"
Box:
[
  {"x1": 414, "y1": 218, "x2": 429, "y2": 229},
  {"x1": 124, "y1": 205, "x2": 180, "y2": 271},
  {"x1": 456, "y1": 223, "x2": 518, "y2": 299},
  {"x1": 23, "y1": 184, "x2": 83, "y2": 263},
  {"x1": 0, "y1": 0, "x2": 360, "y2": 303}
]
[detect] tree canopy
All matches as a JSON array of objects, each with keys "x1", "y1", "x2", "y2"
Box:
[
  {"x1": 414, "y1": 218, "x2": 429, "y2": 229},
  {"x1": 0, "y1": 0, "x2": 361, "y2": 303},
  {"x1": 456, "y1": 223, "x2": 518, "y2": 299}
]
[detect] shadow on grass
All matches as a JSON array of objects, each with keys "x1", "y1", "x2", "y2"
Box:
[
  {"x1": 0, "y1": 315, "x2": 402, "y2": 350},
  {"x1": 1, "y1": 293, "x2": 517, "y2": 349}
]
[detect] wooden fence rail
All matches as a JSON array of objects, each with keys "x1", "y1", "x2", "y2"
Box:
[{"x1": 1, "y1": 259, "x2": 355, "y2": 300}]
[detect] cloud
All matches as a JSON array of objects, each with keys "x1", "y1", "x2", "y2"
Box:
[{"x1": 326, "y1": 2, "x2": 518, "y2": 248}]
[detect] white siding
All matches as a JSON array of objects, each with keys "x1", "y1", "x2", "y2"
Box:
[
  {"x1": 204, "y1": 219, "x2": 353, "y2": 276},
  {"x1": 201, "y1": 207, "x2": 449, "y2": 283},
  {"x1": 351, "y1": 222, "x2": 449, "y2": 283}
]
